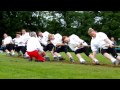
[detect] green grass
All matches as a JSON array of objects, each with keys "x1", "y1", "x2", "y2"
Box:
[{"x1": 0, "y1": 52, "x2": 120, "y2": 79}]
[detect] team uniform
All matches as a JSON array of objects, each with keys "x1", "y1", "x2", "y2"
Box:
[
  {"x1": 38, "y1": 31, "x2": 54, "y2": 52},
  {"x1": 90, "y1": 32, "x2": 119, "y2": 64},
  {"x1": 3, "y1": 36, "x2": 15, "y2": 55},
  {"x1": 67, "y1": 34, "x2": 91, "y2": 63},
  {"x1": 20, "y1": 32, "x2": 30, "y2": 57},
  {"x1": 51, "y1": 33, "x2": 69, "y2": 54},
  {"x1": 13, "y1": 36, "x2": 23, "y2": 56},
  {"x1": 91, "y1": 32, "x2": 118, "y2": 58},
  {"x1": 26, "y1": 36, "x2": 45, "y2": 62},
  {"x1": 50, "y1": 33, "x2": 70, "y2": 61}
]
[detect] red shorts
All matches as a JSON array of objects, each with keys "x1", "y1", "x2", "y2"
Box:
[{"x1": 27, "y1": 50, "x2": 45, "y2": 62}]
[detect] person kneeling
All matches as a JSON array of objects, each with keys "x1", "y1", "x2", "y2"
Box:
[{"x1": 26, "y1": 32, "x2": 46, "y2": 62}]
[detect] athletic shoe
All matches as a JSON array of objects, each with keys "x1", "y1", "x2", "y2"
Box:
[
  {"x1": 45, "y1": 56, "x2": 50, "y2": 61},
  {"x1": 112, "y1": 60, "x2": 119, "y2": 66},
  {"x1": 6, "y1": 53, "x2": 10, "y2": 56},
  {"x1": 54, "y1": 57, "x2": 59, "y2": 61},
  {"x1": 28, "y1": 58, "x2": 32, "y2": 62},
  {"x1": 70, "y1": 58, "x2": 75, "y2": 63},
  {"x1": 80, "y1": 61, "x2": 86, "y2": 64},
  {"x1": 93, "y1": 61, "x2": 100, "y2": 65}
]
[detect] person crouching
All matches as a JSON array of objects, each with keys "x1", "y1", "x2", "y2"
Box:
[{"x1": 26, "y1": 31, "x2": 46, "y2": 62}]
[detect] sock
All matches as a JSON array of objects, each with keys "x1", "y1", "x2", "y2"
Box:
[
  {"x1": 11, "y1": 52, "x2": 15, "y2": 55},
  {"x1": 7, "y1": 52, "x2": 10, "y2": 54},
  {"x1": 93, "y1": 58, "x2": 99, "y2": 62},
  {"x1": 111, "y1": 58, "x2": 117, "y2": 63},
  {"x1": 79, "y1": 58, "x2": 85, "y2": 62},
  {"x1": 58, "y1": 54, "x2": 61, "y2": 57}
]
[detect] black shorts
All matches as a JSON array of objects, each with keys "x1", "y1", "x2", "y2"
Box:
[
  {"x1": 101, "y1": 47, "x2": 118, "y2": 58},
  {"x1": 6, "y1": 44, "x2": 14, "y2": 51},
  {"x1": 54, "y1": 45, "x2": 69, "y2": 53},
  {"x1": 75, "y1": 47, "x2": 90, "y2": 56},
  {"x1": 41, "y1": 43, "x2": 54, "y2": 52}
]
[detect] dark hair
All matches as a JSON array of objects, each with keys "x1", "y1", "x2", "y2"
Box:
[
  {"x1": 16, "y1": 32, "x2": 21, "y2": 35},
  {"x1": 62, "y1": 36, "x2": 67, "y2": 43}
]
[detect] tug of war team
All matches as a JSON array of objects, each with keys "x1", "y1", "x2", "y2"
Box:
[{"x1": 1, "y1": 27, "x2": 120, "y2": 66}]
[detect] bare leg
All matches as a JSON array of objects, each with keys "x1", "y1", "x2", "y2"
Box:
[
  {"x1": 66, "y1": 52, "x2": 73, "y2": 58},
  {"x1": 103, "y1": 53, "x2": 117, "y2": 64},
  {"x1": 76, "y1": 54, "x2": 86, "y2": 63},
  {"x1": 89, "y1": 54, "x2": 99, "y2": 64},
  {"x1": 11, "y1": 50, "x2": 15, "y2": 56}
]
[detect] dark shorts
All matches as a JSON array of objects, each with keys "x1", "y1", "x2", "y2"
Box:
[
  {"x1": 41, "y1": 43, "x2": 54, "y2": 52},
  {"x1": 6, "y1": 44, "x2": 14, "y2": 51},
  {"x1": 75, "y1": 47, "x2": 90, "y2": 56},
  {"x1": 101, "y1": 47, "x2": 118, "y2": 58},
  {"x1": 54, "y1": 45, "x2": 69, "y2": 53}
]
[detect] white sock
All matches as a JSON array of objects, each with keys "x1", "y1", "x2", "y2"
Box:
[
  {"x1": 79, "y1": 58, "x2": 85, "y2": 62},
  {"x1": 7, "y1": 52, "x2": 10, "y2": 54},
  {"x1": 93, "y1": 58, "x2": 99, "y2": 62},
  {"x1": 11, "y1": 52, "x2": 15, "y2": 55},
  {"x1": 111, "y1": 58, "x2": 117, "y2": 63},
  {"x1": 58, "y1": 55, "x2": 61, "y2": 57}
]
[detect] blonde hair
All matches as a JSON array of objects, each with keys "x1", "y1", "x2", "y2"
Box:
[
  {"x1": 48, "y1": 34, "x2": 54, "y2": 39},
  {"x1": 88, "y1": 27, "x2": 95, "y2": 34}
]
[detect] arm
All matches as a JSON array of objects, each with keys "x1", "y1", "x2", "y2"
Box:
[
  {"x1": 56, "y1": 43, "x2": 65, "y2": 46},
  {"x1": 93, "y1": 51, "x2": 97, "y2": 58},
  {"x1": 104, "y1": 38, "x2": 114, "y2": 48},
  {"x1": 36, "y1": 39, "x2": 44, "y2": 52}
]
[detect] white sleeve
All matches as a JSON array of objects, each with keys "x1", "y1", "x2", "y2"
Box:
[
  {"x1": 72, "y1": 35, "x2": 84, "y2": 44},
  {"x1": 35, "y1": 39, "x2": 44, "y2": 52},
  {"x1": 41, "y1": 39, "x2": 47, "y2": 46},
  {"x1": 100, "y1": 32, "x2": 113, "y2": 45},
  {"x1": 10, "y1": 37, "x2": 13, "y2": 43},
  {"x1": 99, "y1": 32, "x2": 108, "y2": 40}
]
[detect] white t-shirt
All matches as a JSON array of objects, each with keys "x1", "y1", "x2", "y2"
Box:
[
  {"x1": 91, "y1": 32, "x2": 113, "y2": 52},
  {"x1": 38, "y1": 31, "x2": 49, "y2": 46},
  {"x1": 50, "y1": 33, "x2": 62, "y2": 47},
  {"x1": 27, "y1": 37, "x2": 44, "y2": 52},
  {"x1": 3, "y1": 36, "x2": 13, "y2": 45},
  {"x1": 13, "y1": 36, "x2": 22, "y2": 46},
  {"x1": 68, "y1": 34, "x2": 88, "y2": 51},
  {"x1": 20, "y1": 33, "x2": 30, "y2": 46}
]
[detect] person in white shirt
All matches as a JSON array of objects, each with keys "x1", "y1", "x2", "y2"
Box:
[
  {"x1": 13, "y1": 32, "x2": 23, "y2": 56},
  {"x1": 48, "y1": 33, "x2": 74, "y2": 62},
  {"x1": 26, "y1": 31, "x2": 46, "y2": 62},
  {"x1": 2, "y1": 33, "x2": 15, "y2": 56},
  {"x1": 62, "y1": 34, "x2": 99, "y2": 64},
  {"x1": 37, "y1": 31, "x2": 54, "y2": 61},
  {"x1": 88, "y1": 27, "x2": 120, "y2": 65},
  {"x1": 1, "y1": 39, "x2": 6, "y2": 52},
  {"x1": 20, "y1": 29, "x2": 31, "y2": 58}
]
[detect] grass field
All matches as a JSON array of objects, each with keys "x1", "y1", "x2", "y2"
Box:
[{"x1": 0, "y1": 52, "x2": 120, "y2": 79}]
